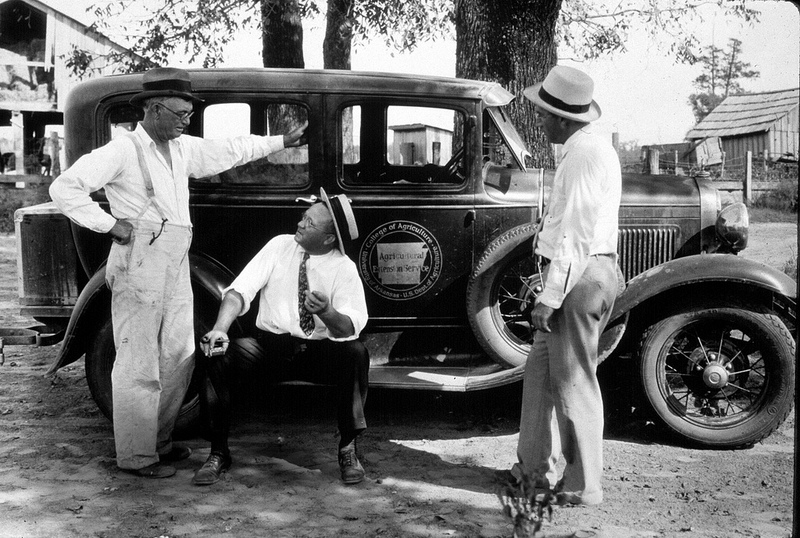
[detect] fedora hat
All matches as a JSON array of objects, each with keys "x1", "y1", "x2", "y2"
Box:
[
  {"x1": 129, "y1": 67, "x2": 204, "y2": 106},
  {"x1": 523, "y1": 65, "x2": 601, "y2": 123},
  {"x1": 320, "y1": 188, "x2": 359, "y2": 256}
]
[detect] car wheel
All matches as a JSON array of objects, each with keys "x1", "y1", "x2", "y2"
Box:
[
  {"x1": 638, "y1": 304, "x2": 795, "y2": 449},
  {"x1": 466, "y1": 223, "x2": 539, "y2": 368},
  {"x1": 84, "y1": 291, "x2": 218, "y2": 438}
]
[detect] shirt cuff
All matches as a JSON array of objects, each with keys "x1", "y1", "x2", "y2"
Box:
[
  {"x1": 536, "y1": 290, "x2": 564, "y2": 310},
  {"x1": 221, "y1": 287, "x2": 251, "y2": 316}
]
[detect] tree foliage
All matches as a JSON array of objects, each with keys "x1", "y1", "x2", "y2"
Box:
[
  {"x1": 688, "y1": 38, "x2": 760, "y2": 122},
  {"x1": 71, "y1": 0, "x2": 452, "y2": 74},
  {"x1": 68, "y1": 0, "x2": 759, "y2": 159},
  {"x1": 557, "y1": 0, "x2": 758, "y2": 64},
  {"x1": 452, "y1": 0, "x2": 757, "y2": 167}
]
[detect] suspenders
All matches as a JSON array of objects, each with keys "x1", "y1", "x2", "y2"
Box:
[{"x1": 127, "y1": 133, "x2": 169, "y2": 223}]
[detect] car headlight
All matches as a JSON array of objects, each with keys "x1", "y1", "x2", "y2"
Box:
[{"x1": 715, "y1": 202, "x2": 749, "y2": 252}]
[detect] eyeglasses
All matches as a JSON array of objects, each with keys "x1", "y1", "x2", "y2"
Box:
[
  {"x1": 300, "y1": 213, "x2": 333, "y2": 234},
  {"x1": 158, "y1": 103, "x2": 194, "y2": 121}
]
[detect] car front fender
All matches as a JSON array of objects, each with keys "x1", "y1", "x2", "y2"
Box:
[
  {"x1": 46, "y1": 252, "x2": 235, "y2": 374},
  {"x1": 610, "y1": 254, "x2": 797, "y2": 323}
]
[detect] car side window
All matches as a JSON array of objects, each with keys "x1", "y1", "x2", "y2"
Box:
[
  {"x1": 341, "y1": 104, "x2": 465, "y2": 186},
  {"x1": 105, "y1": 101, "x2": 309, "y2": 188},
  {"x1": 193, "y1": 102, "x2": 309, "y2": 187}
]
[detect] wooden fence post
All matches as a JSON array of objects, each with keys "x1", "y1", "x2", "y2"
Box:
[
  {"x1": 763, "y1": 149, "x2": 769, "y2": 172},
  {"x1": 649, "y1": 148, "x2": 660, "y2": 175},
  {"x1": 674, "y1": 150, "x2": 679, "y2": 175},
  {"x1": 50, "y1": 131, "x2": 61, "y2": 177},
  {"x1": 744, "y1": 150, "x2": 752, "y2": 205}
]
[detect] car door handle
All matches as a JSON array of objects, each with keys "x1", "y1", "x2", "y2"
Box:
[
  {"x1": 464, "y1": 210, "x2": 475, "y2": 227},
  {"x1": 295, "y1": 195, "x2": 318, "y2": 204}
]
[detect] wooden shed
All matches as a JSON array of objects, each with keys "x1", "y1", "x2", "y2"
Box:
[
  {"x1": 685, "y1": 88, "x2": 800, "y2": 163},
  {"x1": 0, "y1": 0, "x2": 138, "y2": 175},
  {"x1": 389, "y1": 123, "x2": 453, "y2": 166}
]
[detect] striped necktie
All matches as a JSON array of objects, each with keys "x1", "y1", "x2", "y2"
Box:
[{"x1": 298, "y1": 252, "x2": 314, "y2": 335}]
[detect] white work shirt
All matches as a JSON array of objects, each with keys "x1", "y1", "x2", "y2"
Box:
[
  {"x1": 224, "y1": 235, "x2": 369, "y2": 342},
  {"x1": 536, "y1": 126, "x2": 621, "y2": 309},
  {"x1": 49, "y1": 124, "x2": 286, "y2": 233}
]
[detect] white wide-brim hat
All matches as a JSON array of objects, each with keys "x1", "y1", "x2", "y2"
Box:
[
  {"x1": 523, "y1": 65, "x2": 601, "y2": 123},
  {"x1": 320, "y1": 188, "x2": 358, "y2": 256}
]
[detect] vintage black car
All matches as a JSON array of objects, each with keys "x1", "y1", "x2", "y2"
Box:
[{"x1": 15, "y1": 68, "x2": 795, "y2": 449}]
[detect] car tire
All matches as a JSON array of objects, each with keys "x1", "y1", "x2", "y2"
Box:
[
  {"x1": 638, "y1": 304, "x2": 795, "y2": 449},
  {"x1": 84, "y1": 291, "x2": 219, "y2": 439},
  {"x1": 466, "y1": 223, "x2": 539, "y2": 368}
]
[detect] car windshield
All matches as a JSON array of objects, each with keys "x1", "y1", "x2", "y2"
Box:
[{"x1": 486, "y1": 107, "x2": 529, "y2": 170}]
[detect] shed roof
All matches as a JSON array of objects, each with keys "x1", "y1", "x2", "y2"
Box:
[{"x1": 685, "y1": 88, "x2": 799, "y2": 139}]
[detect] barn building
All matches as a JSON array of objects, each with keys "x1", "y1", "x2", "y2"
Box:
[
  {"x1": 685, "y1": 88, "x2": 800, "y2": 164},
  {"x1": 0, "y1": 0, "x2": 138, "y2": 175}
]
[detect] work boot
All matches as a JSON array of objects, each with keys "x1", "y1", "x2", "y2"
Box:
[
  {"x1": 192, "y1": 452, "x2": 232, "y2": 486},
  {"x1": 338, "y1": 442, "x2": 365, "y2": 485}
]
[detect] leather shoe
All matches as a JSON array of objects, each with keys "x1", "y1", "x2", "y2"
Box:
[
  {"x1": 338, "y1": 443, "x2": 365, "y2": 485},
  {"x1": 124, "y1": 462, "x2": 176, "y2": 479},
  {"x1": 159, "y1": 445, "x2": 192, "y2": 462},
  {"x1": 192, "y1": 452, "x2": 232, "y2": 486}
]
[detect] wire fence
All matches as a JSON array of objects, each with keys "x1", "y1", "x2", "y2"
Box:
[{"x1": 622, "y1": 150, "x2": 797, "y2": 181}]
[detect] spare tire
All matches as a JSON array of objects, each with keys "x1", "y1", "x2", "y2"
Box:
[{"x1": 466, "y1": 223, "x2": 539, "y2": 368}]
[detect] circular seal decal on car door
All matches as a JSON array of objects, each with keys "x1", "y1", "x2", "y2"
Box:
[{"x1": 359, "y1": 221, "x2": 442, "y2": 301}]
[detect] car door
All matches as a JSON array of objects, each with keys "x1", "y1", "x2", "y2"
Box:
[{"x1": 326, "y1": 97, "x2": 477, "y2": 328}]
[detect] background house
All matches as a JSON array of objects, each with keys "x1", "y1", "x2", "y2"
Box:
[
  {"x1": 685, "y1": 88, "x2": 800, "y2": 164},
  {"x1": 389, "y1": 123, "x2": 453, "y2": 166},
  {"x1": 0, "y1": 0, "x2": 138, "y2": 175}
]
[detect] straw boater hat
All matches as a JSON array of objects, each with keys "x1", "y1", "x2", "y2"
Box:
[
  {"x1": 522, "y1": 65, "x2": 601, "y2": 123},
  {"x1": 129, "y1": 67, "x2": 204, "y2": 106},
  {"x1": 320, "y1": 188, "x2": 359, "y2": 256}
]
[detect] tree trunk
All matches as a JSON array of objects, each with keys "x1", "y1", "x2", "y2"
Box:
[
  {"x1": 455, "y1": 0, "x2": 561, "y2": 168},
  {"x1": 323, "y1": 0, "x2": 354, "y2": 70},
  {"x1": 261, "y1": 0, "x2": 305, "y2": 68},
  {"x1": 324, "y1": 0, "x2": 356, "y2": 162}
]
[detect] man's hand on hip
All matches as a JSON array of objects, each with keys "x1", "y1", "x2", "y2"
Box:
[{"x1": 109, "y1": 219, "x2": 133, "y2": 245}]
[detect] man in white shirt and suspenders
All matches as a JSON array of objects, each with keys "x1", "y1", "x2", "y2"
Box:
[
  {"x1": 49, "y1": 67, "x2": 306, "y2": 478},
  {"x1": 508, "y1": 66, "x2": 622, "y2": 506}
]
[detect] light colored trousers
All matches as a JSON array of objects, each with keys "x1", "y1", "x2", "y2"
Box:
[
  {"x1": 515, "y1": 254, "x2": 619, "y2": 504},
  {"x1": 106, "y1": 220, "x2": 195, "y2": 470}
]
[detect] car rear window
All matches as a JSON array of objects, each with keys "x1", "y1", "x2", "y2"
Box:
[{"x1": 340, "y1": 104, "x2": 466, "y2": 187}]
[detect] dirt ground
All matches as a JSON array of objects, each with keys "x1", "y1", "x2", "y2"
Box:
[{"x1": 0, "y1": 224, "x2": 796, "y2": 538}]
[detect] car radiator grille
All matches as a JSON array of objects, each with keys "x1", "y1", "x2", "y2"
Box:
[{"x1": 618, "y1": 226, "x2": 679, "y2": 281}]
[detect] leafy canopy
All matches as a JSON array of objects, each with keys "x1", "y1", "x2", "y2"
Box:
[
  {"x1": 73, "y1": 0, "x2": 758, "y2": 75},
  {"x1": 688, "y1": 37, "x2": 760, "y2": 122}
]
